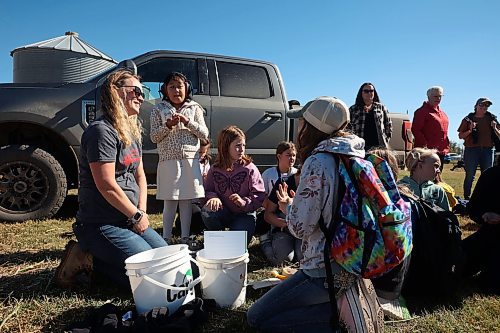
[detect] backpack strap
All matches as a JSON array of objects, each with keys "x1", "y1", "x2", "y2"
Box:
[
  {"x1": 317, "y1": 153, "x2": 343, "y2": 332},
  {"x1": 486, "y1": 112, "x2": 500, "y2": 148}
]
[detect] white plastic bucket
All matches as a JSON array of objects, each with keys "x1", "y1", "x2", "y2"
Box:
[
  {"x1": 125, "y1": 244, "x2": 204, "y2": 315},
  {"x1": 196, "y1": 249, "x2": 249, "y2": 309}
]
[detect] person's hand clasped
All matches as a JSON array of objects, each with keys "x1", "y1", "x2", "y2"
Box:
[
  {"x1": 165, "y1": 113, "x2": 189, "y2": 129},
  {"x1": 204, "y1": 198, "x2": 222, "y2": 212},
  {"x1": 176, "y1": 113, "x2": 190, "y2": 126},
  {"x1": 165, "y1": 115, "x2": 180, "y2": 129},
  {"x1": 229, "y1": 193, "x2": 246, "y2": 208},
  {"x1": 133, "y1": 213, "x2": 150, "y2": 234}
]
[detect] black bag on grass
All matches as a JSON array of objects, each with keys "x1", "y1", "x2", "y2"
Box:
[
  {"x1": 403, "y1": 198, "x2": 466, "y2": 297},
  {"x1": 68, "y1": 297, "x2": 215, "y2": 333}
]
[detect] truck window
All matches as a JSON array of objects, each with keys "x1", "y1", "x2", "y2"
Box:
[
  {"x1": 216, "y1": 62, "x2": 271, "y2": 99},
  {"x1": 137, "y1": 58, "x2": 199, "y2": 100}
]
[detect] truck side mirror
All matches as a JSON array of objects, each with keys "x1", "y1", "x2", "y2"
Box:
[{"x1": 288, "y1": 99, "x2": 300, "y2": 110}]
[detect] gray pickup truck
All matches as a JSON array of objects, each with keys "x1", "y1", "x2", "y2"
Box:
[{"x1": 0, "y1": 50, "x2": 412, "y2": 221}]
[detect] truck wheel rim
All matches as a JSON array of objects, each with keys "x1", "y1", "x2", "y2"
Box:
[{"x1": 0, "y1": 161, "x2": 49, "y2": 214}]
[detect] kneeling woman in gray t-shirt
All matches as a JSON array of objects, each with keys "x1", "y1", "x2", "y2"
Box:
[{"x1": 55, "y1": 70, "x2": 167, "y2": 289}]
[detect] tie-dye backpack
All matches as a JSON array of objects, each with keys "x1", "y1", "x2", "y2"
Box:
[{"x1": 323, "y1": 153, "x2": 413, "y2": 279}]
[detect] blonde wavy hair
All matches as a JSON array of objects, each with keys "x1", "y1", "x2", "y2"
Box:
[
  {"x1": 405, "y1": 147, "x2": 438, "y2": 175},
  {"x1": 100, "y1": 70, "x2": 143, "y2": 146}
]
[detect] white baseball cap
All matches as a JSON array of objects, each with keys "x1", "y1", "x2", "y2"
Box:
[{"x1": 287, "y1": 96, "x2": 350, "y2": 134}]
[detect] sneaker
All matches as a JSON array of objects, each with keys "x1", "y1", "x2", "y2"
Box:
[
  {"x1": 378, "y1": 295, "x2": 411, "y2": 320},
  {"x1": 54, "y1": 240, "x2": 93, "y2": 288}
]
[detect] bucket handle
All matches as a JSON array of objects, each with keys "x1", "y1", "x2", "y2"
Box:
[
  {"x1": 198, "y1": 257, "x2": 250, "y2": 287},
  {"x1": 141, "y1": 257, "x2": 206, "y2": 291}
]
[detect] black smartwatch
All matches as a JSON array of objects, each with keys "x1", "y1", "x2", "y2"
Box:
[{"x1": 128, "y1": 210, "x2": 144, "y2": 225}]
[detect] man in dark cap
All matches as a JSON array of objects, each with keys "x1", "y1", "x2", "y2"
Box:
[{"x1": 457, "y1": 97, "x2": 499, "y2": 199}]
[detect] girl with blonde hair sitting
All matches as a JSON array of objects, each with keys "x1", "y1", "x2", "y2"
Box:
[{"x1": 398, "y1": 147, "x2": 450, "y2": 211}]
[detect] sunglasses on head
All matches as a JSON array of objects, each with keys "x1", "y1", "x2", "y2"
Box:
[
  {"x1": 362, "y1": 89, "x2": 375, "y2": 93},
  {"x1": 121, "y1": 85, "x2": 145, "y2": 99}
]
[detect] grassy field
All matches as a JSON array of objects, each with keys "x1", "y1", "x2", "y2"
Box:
[{"x1": 1, "y1": 164, "x2": 499, "y2": 332}]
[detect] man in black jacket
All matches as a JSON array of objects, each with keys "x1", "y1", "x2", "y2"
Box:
[{"x1": 463, "y1": 165, "x2": 500, "y2": 294}]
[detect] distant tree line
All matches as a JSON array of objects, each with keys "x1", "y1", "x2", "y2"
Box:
[{"x1": 449, "y1": 141, "x2": 463, "y2": 154}]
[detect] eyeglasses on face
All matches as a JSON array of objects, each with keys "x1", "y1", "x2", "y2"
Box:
[
  {"x1": 362, "y1": 89, "x2": 375, "y2": 94},
  {"x1": 121, "y1": 85, "x2": 145, "y2": 99},
  {"x1": 479, "y1": 103, "x2": 491, "y2": 107}
]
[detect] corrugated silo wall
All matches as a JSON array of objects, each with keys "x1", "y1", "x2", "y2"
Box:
[{"x1": 13, "y1": 49, "x2": 115, "y2": 83}]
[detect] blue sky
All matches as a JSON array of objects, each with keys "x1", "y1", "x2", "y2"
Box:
[{"x1": 1, "y1": 0, "x2": 499, "y2": 145}]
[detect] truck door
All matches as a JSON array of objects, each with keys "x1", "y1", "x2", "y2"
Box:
[{"x1": 207, "y1": 59, "x2": 286, "y2": 169}]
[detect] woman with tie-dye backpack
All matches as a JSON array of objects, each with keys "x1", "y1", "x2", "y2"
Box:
[{"x1": 247, "y1": 96, "x2": 383, "y2": 333}]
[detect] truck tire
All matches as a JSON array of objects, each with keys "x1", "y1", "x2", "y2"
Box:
[{"x1": 0, "y1": 145, "x2": 67, "y2": 222}]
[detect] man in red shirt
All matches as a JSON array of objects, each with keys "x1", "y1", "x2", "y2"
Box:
[{"x1": 411, "y1": 86, "x2": 449, "y2": 169}]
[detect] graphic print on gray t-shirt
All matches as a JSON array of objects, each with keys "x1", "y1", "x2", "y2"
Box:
[{"x1": 77, "y1": 117, "x2": 142, "y2": 225}]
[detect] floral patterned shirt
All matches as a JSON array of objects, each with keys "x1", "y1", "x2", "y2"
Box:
[
  {"x1": 150, "y1": 100, "x2": 209, "y2": 161},
  {"x1": 287, "y1": 135, "x2": 365, "y2": 270}
]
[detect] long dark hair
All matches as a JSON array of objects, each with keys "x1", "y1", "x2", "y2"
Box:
[
  {"x1": 354, "y1": 82, "x2": 381, "y2": 106},
  {"x1": 199, "y1": 137, "x2": 212, "y2": 165},
  {"x1": 275, "y1": 141, "x2": 296, "y2": 163},
  {"x1": 160, "y1": 72, "x2": 192, "y2": 103},
  {"x1": 297, "y1": 121, "x2": 330, "y2": 163}
]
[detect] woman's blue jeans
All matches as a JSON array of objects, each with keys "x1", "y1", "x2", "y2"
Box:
[
  {"x1": 201, "y1": 207, "x2": 256, "y2": 244},
  {"x1": 463, "y1": 147, "x2": 494, "y2": 199},
  {"x1": 247, "y1": 270, "x2": 333, "y2": 332},
  {"x1": 73, "y1": 222, "x2": 167, "y2": 288}
]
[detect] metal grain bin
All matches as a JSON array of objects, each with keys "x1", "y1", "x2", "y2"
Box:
[{"x1": 11, "y1": 32, "x2": 117, "y2": 83}]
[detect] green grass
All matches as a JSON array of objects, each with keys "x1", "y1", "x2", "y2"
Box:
[{"x1": 0, "y1": 165, "x2": 499, "y2": 332}]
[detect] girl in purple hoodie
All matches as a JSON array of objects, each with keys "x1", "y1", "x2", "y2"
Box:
[{"x1": 201, "y1": 125, "x2": 265, "y2": 243}]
